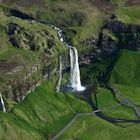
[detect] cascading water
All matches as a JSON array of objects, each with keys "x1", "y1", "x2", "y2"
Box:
[
  {"x1": 69, "y1": 47, "x2": 85, "y2": 91},
  {"x1": 56, "y1": 56, "x2": 63, "y2": 92},
  {"x1": 0, "y1": 93, "x2": 6, "y2": 112},
  {"x1": 52, "y1": 25, "x2": 85, "y2": 91}
]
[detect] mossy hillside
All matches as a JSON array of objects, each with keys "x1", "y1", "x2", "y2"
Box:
[
  {"x1": 0, "y1": 6, "x2": 66, "y2": 59},
  {"x1": 111, "y1": 84, "x2": 140, "y2": 106},
  {"x1": 0, "y1": 79, "x2": 91, "y2": 140},
  {"x1": 0, "y1": 1, "x2": 108, "y2": 52},
  {"x1": 0, "y1": 10, "x2": 66, "y2": 65},
  {"x1": 110, "y1": 0, "x2": 128, "y2": 6},
  {"x1": 1, "y1": 1, "x2": 140, "y2": 53},
  {"x1": 96, "y1": 88, "x2": 138, "y2": 120},
  {"x1": 0, "y1": 9, "x2": 68, "y2": 105},
  {"x1": 80, "y1": 54, "x2": 117, "y2": 84},
  {"x1": 117, "y1": 6, "x2": 140, "y2": 24},
  {"x1": 109, "y1": 50, "x2": 140, "y2": 111},
  {"x1": 110, "y1": 49, "x2": 140, "y2": 87},
  {"x1": 58, "y1": 115, "x2": 140, "y2": 140}
]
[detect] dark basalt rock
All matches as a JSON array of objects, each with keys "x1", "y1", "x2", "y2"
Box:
[
  {"x1": 79, "y1": 20, "x2": 140, "y2": 65},
  {"x1": 6, "y1": 22, "x2": 56, "y2": 51},
  {"x1": 80, "y1": 37, "x2": 96, "y2": 46},
  {"x1": 7, "y1": 23, "x2": 23, "y2": 35},
  {"x1": 103, "y1": 20, "x2": 140, "y2": 33},
  {"x1": 9, "y1": 9, "x2": 34, "y2": 20},
  {"x1": 103, "y1": 20, "x2": 140, "y2": 51},
  {"x1": 69, "y1": 11, "x2": 86, "y2": 26}
]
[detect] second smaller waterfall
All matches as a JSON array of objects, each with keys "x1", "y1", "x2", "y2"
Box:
[
  {"x1": 56, "y1": 56, "x2": 63, "y2": 92},
  {"x1": 0, "y1": 93, "x2": 6, "y2": 113}
]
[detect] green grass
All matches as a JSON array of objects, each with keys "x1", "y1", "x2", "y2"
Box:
[
  {"x1": 117, "y1": 6, "x2": 140, "y2": 24},
  {"x1": 96, "y1": 88, "x2": 138, "y2": 120},
  {"x1": 80, "y1": 55, "x2": 116, "y2": 83},
  {"x1": 0, "y1": 79, "x2": 91, "y2": 140},
  {"x1": 108, "y1": 49, "x2": 140, "y2": 118},
  {"x1": 58, "y1": 115, "x2": 140, "y2": 140},
  {"x1": 111, "y1": 84, "x2": 140, "y2": 106},
  {"x1": 0, "y1": 9, "x2": 67, "y2": 92},
  {"x1": 0, "y1": 9, "x2": 66, "y2": 61},
  {"x1": 0, "y1": 0, "x2": 108, "y2": 51},
  {"x1": 110, "y1": 49, "x2": 140, "y2": 87},
  {"x1": 110, "y1": 0, "x2": 128, "y2": 6}
]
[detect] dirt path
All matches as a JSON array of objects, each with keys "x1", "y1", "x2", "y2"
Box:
[
  {"x1": 107, "y1": 84, "x2": 140, "y2": 118},
  {"x1": 52, "y1": 112, "x2": 95, "y2": 140}
]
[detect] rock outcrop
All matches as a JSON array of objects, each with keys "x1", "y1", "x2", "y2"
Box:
[
  {"x1": 7, "y1": 23, "x2": 56, "y2": 51},
  {"x1": 79, "y1": 20, "x2": 140, "y2": 65}
]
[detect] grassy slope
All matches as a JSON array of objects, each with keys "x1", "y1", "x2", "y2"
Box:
[
  {"x1": 0, "y1": 78, "x2": 91, "y2": 140},
  {"x1": 110, "y1": 49, "x2": 140, "y2": 87},
  {"x1": 0, "y1": 10, "x2": 65, "y2": 62},
  {"x1": 0, "y1": 0, "x2": 108, "y2": 51},
  {"x1": 55, "y1": 88, "x2": 140, "y2": 140},
  {"x1": 96, "y1": 88, "x2": 138, "y2": 120},
  {"x1": 110, "y1": 0, "x2": 140, "y2": 24},
  {"x1": 117, "y1": 5, "x2": 140, "y2": 24},
  {"x1": 0, "y1": 9, "x2": 67, "y2": 93},
  {"x1": 58, "y1": 115, "x2": 140, "y2": 140},
  {"x1": 0, "y1": 1, "x2": 140, "y2": 140},
  {"x1": 110, "y1": 49, "x2": 140, "y2": 106}
]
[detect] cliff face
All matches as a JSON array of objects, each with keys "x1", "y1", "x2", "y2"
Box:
[
  {"x1": 104, "y1": 20, "x2": 140, "y2": 51},
  {"x1": 0, "y1": 9, "x2": 67, "y2": 109},
  {"x1": 79, "y1": 20, "x2": 140, "y2": 65},
  {"x1": 0, "y1": 1, "x2": 140, "y2": 110}
]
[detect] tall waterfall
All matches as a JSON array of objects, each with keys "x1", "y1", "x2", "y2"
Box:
[
  {"x1": 0, "y1": 94, "x2": 6, "y2": 112},
  {"x1": 69, "y1": 47, "x2": 85, "y2": 91},
  {"x1": 52, "y1": 24, "x2": 85, "y2": 91},
  {"x1": 56, "y1": 56, "x2": 63, "y2": 92}
]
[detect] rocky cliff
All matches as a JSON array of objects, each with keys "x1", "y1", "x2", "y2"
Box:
[{"x1": 79, "y1": 19, "x2": 140, "y2": 65}]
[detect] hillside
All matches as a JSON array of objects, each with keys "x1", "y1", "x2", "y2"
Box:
[{"x1": 0, "y1": 0, "x2": 140, "y2": 140}]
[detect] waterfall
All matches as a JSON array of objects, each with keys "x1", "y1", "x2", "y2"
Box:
[
  {"x1": 69, "y1": 47, "x2": 85, "y2": 91},
  {"x1": 51, "y1": 24, "x2": 85, "y2": 91},
  {"x1": 56, "y1": 56, "x2": 63, "y2": 92},
  {"x1": 0, "y1": 94, "x2": 6, "y2": 112}
]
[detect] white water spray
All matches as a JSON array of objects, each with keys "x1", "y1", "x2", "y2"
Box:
[
  {"x1": 69, "y1": 47, "x2": 85, "y2": 91},
  {"x1": 0, "y1": 93, "x2": 6, "y2": 112},
  {"x1": 56, "y1": 56, "x2": 63, "y2": 92}
]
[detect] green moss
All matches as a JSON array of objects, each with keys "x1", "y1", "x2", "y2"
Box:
[
  {"x1": 0, "y1": 79, "x2": 91, "y2": 140},
  {"x1": 96, "y1": 88, "x2": 138, "y2": 120},
  {"x1": 110, "y1": 49, "x2": 140, "y2": 87},
  {"x1": 117, "y1": 6, "x2": 140, "y2": 24},
  {"x1": 111, "y1": 84, "x2": 140, "y2": 106},
  {"x1": 58, "y1": 115, "x2": 140, "y2": 140}
]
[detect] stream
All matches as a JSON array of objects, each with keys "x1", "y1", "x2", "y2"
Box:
[
  {"x1": 7, "y1": 9, "x2": 140, "y2": 138},
  {"x1": 106, "y1": 83, "x2": 140, "y2": 118}
]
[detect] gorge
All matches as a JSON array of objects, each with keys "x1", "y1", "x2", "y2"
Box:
[{"x1": 0, "y1": 1, "x2": 140, "y2": 140}]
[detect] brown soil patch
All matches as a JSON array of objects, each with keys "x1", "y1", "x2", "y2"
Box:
[
  {"x1": 0, "y1": 60, "x2": 19, "y2": 72},
  {"x1": 89, "y1": 0, "x2": 117, "y2": 13},
  {"x1": 1, "y1": 0, "x2": 46, "y2": 8}
]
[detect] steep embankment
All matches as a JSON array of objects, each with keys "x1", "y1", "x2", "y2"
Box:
[
  {"x1": 0, "y1": 79, "x2": 91, "y2": 140},
  {"x1": 0, "y1": 6, "x2": 67, "y2": 109},
  {"x1": 0, "y1": 1, "x2": 140, "y2": 140},
  {"x1": 58, "y1": 115, "x2": 140, "y2": 140},
  {"x1": 110, "y1": 50, "x2": 140, "y2": 106}
]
